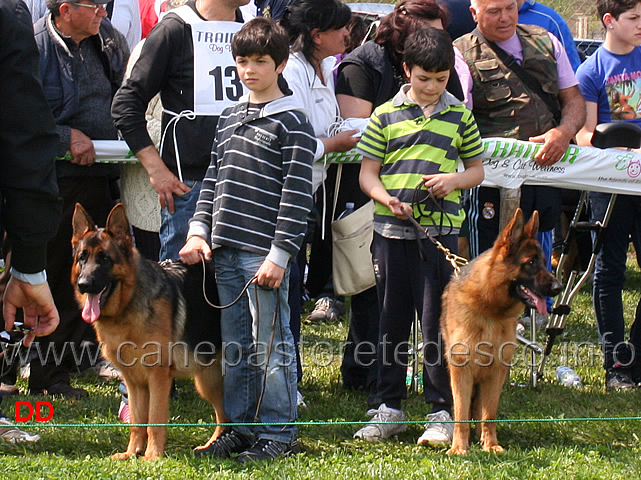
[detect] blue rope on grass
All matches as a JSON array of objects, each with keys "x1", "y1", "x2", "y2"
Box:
[{"x1": 18, "y1": 416, "x2": 641, "y2": 428}]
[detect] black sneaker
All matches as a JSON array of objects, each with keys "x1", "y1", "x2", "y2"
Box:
[
  {"x1": 606, "y1": 367, "x2": 638, "y2": 391},
  {"x1": 236, "y1": 438, "x2": 301, "y2": 463},
  {"x1": 193, "y1": 427, "x2": 252, "y2": 458}
]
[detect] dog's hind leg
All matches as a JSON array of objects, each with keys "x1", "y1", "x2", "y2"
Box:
[
  {"x1": 478, "y1": 367, "x2": 509, "y2": 453},
  {"x1": 446, "y1": 367, "x2": 474, "y2": 456},
  {"x1": 112, "y1": 379, "x2": 149, "y2": 460},
  {"x1": 193, "y1": 358, "x2": 228, "y2": 450}
]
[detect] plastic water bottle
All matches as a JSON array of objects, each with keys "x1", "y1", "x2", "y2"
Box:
[
  {"x1": 556, "y1": 366, "x2": 582, "y2": 388},
  {"x1": 336, "y1": 202, "x2": 355, "y2": 220},
  {"x1": 405, "y1": 365, "x2": 424, "y2": 387}
]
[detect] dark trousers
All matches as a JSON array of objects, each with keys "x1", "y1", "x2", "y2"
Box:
[
  {"x1": 29, "y1": 177, "x2": 113, "y2": 391},
  {"x1": 589, "y1": 192, "x2": 641, "y2": 369},
  {"x1": 371, "y1": 232, "x2": 454, "y2": 412},
  {"x1": 340, "y1": 286, "x2": 379, "y2": 400}
]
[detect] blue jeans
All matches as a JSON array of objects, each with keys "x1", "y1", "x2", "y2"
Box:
[
  {"x1": 159, "y1": 180, "x2": 201, "y2": 261},
  {"x1": 589, "y1": 192, "x2": 641, "y2": 369},
  {"x1": 214, "y1": 247, "x2": 297, "y2": 443}
]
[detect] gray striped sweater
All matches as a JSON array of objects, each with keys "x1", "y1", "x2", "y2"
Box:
[{"x1": 187, "y1": 93, "x2": 315, "y2": 268}]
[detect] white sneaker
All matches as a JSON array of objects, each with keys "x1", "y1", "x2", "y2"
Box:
[
  {"x1": 0, "y1": 417, "x2": 40, "y2": 443},
  {"x1": 417, "y1": 410, "x2": 454, "y2": 447},
  {"x1": 353, "y1": 403, "x2": 407, "y2": 442},
  {"x1": 306, "y1": 296, "x2": 345, "y2": 322},
  {"x1": 296, "y1": 390, "x2": 307, "y2": 408}
]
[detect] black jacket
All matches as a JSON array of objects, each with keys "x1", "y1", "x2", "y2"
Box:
[
  {"x1": 0, "y1": 0, "x2": 61, "y2": 273},
  {"x1": 112, "y1": 1, "x2": 242, "y2": 181}
]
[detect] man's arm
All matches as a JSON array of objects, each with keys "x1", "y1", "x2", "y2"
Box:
[
  {"x1": 529, "y1": 85, "x2": 586, "y2": 166},
  {"x1": 576, "y1": 100, "x2": 598, "y2": 147}
]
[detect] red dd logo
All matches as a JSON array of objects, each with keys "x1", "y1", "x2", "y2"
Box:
[{"x1": 15, "y1": 400, "x2": 54, "y2": 422}]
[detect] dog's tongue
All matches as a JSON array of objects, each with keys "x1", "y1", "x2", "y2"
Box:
[
  {"x1": 82, "y1": 294, "x2": 101, "y2": 324},
  {"x1": 534, "y1": 295, "x2": 547, "y2": 316}
]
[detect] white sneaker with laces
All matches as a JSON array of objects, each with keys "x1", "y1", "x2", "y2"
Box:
[
  {"x1": 0, "y1": 417, "x2": 40, "y2": 443},
  {"x1": 353, "y1": 403, "x2": 407, "y2": 442},
  {"x1": 307, "y1": 296, "x2": 345, "y2": 322},
  {"x1": 417, "y1": 410, "x2": 454, "y2": 447},
  {"x1": 307, "y1": 297, "x2": 333, "y2": 322}
]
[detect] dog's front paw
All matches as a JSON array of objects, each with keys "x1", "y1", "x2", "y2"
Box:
[
  {"x1": 142, "y1": 452, "x2": 163, "y2": 461},
  {"x1": 446, "y1": 446, "x2": 468, "y2": 455},
  {"x1": 111, "y1": 452, "x2": 137, "y2": 460},
  {"x1": 482, "y1": 444, "x2": 504, "y2": 454}
]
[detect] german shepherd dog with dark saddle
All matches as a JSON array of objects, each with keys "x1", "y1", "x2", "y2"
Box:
[
  {"x1": 71, "y1": 203, "x2": 227, "y2": 460},
  {"x1": 441, "y1": 208, "x2": 562, "y2": 455}
]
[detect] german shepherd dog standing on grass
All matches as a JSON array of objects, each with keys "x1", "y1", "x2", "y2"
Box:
[
  {"x1": 441, "y1": 208, "x2": 562, "y2": 455},
  {"x1": 71, "y1": 203, "x2": 227, "y2": 460}
]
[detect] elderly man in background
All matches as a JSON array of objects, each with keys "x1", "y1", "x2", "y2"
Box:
[
  {"x1": 29, "y1": 0, "x2": 128, "y2": 399},
  {"x1": 454, "y1": 0, "x2": 585, "y2": 259}
]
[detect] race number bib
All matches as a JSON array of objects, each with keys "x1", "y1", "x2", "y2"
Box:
[{"x1": 191, "y1": 21, "x2": 246, "y2": 115}]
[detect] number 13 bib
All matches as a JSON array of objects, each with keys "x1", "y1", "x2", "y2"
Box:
[{"x1": 174, "y1": 5, "x2": 247, "y2": 115}]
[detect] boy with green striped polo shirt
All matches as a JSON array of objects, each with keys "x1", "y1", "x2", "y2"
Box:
[{"x1": 353, "y1": 26, "x2": 484, "y2": 446}]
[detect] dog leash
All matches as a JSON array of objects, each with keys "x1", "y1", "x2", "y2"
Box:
[
  {"x1": 404, "y1": 183, "x2": 469, "y2": 276},
  {"x1": 403, "y1": 211, "x2": 468, "y2": 276},
  {"x1": 199, "y1": 255, "x2": 257, "y2": 310}
]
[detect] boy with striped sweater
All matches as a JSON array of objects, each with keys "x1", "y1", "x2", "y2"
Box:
[
  {"x1": 179, "y1": 17, "x2": 315, "y2": 462},
  {"x1": 354, "y1": 26, "x2": 485, "y2": 446}
]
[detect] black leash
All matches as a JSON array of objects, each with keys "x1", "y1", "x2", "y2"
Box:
[
  {"x1": 199, "y1": 254, "x2": 257, "y2": 310},
  {"x1": 405, "y1": 182, "x2": 468, "y2": 276}
]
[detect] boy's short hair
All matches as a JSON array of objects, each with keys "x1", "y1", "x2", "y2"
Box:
[
  {"x1": 232, "y1": 17, "x2": 289, "y2": 66},
  {"x1": 403, "y1": 26, "x2": 454, "y2": 73},
  {"x1": 597, "y1": 0, "x2": 641, "y2": 26}
]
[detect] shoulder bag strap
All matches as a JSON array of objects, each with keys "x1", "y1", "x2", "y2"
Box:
[{"x1": 331, "y1": 163, "x2": 344, "y2": 222}]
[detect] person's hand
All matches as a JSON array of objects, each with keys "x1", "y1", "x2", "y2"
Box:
[
  {"x1": 136, "y1": 146, "x2": 192, "y2": 214},
  {"x1": 388, "y1": 197, "x2": 411, "y2": 220},
  {"x1": 327, "y1": 129, "x2": 360, "y2": 153},
  {"x1": 3, "y1": 277, "x2": 59, "y2": 347},
  {"x1": 529, "y1": 126, "x2": 573, "y2": 167},
  {"x1": 148, "y1": 167, "x2": 191, "y2": 214},
  {"x1": 69, "y1": 128, "x2": 97, "y2": 166},
  {"x1": 422, "y1": 173, "x2": 458, "y2": 199},
  {"x1": 179, "y1": 236, "x2": 211, "y2": 264},
  {"x1": 254, "y1": 259, "x2": 285, "y2": 289}
]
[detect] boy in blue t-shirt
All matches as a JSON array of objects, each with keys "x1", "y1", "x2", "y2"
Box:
[
  {"x1": 353, "y1": 26, "x2": 484, "y2": 446},
  {"x1": 576, "y1": 0, "x2": 641, "y2": 391}
]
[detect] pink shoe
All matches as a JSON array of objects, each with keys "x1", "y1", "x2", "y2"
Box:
[{"x1": 118, "y1": 401, "x2": 130, "y2": 423}]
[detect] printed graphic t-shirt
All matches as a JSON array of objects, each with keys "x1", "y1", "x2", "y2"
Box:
[{"x1": 577, "y1": 45, "x2": 641, "y2": 126}]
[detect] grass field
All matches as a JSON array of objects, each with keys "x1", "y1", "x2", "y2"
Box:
[{"x1": 2, "y1": 255, "x2": 641, "y2": 479}]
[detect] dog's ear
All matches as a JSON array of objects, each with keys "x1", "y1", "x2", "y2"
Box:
[
  {"x1": 524, "y1": 210, "x2": 539, "y2": 238},
  {"x1": 72, "y1": 203, "x2": 96, "y2": 246},
  {"x1": 105, "y1": 203, "x2": 133, "y2": 250},
  {"x1": 499, "y1": 208, "x2": 525, "y2": 248}
]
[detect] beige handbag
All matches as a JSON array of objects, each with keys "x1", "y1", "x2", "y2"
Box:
[{"x1": 331, "y1": 164, "x2": 376, "y2": 296}]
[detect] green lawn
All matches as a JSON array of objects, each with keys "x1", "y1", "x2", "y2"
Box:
[{"x1": 2, "y1": 256, "x2": 641, "y2": 479}]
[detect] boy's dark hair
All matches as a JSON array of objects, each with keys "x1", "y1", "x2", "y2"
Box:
[
  {"x1": 280, "y1": 0, "x2": 352, "y2": 63},
  {"x1": 403, "y1": 26, "x2": 454, "y2": 73},
  {"x1": 597, "y1": 0, "x2": 641, "y2": 26},
  {"x1": 232, "y1": 17, "x2": 289, "y2": 66}
]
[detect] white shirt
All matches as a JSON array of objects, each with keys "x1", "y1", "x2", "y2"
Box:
[
  {"x1": 282, "y1": 52, "x2": 341, "y2": 192},
  {"x1": 111, "y1": 0, "x2": 142, "y2": 52}
]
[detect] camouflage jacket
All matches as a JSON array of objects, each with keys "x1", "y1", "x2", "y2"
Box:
[{"x1": 455, "y1": 24, "x2": 560, "y2": 140}]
